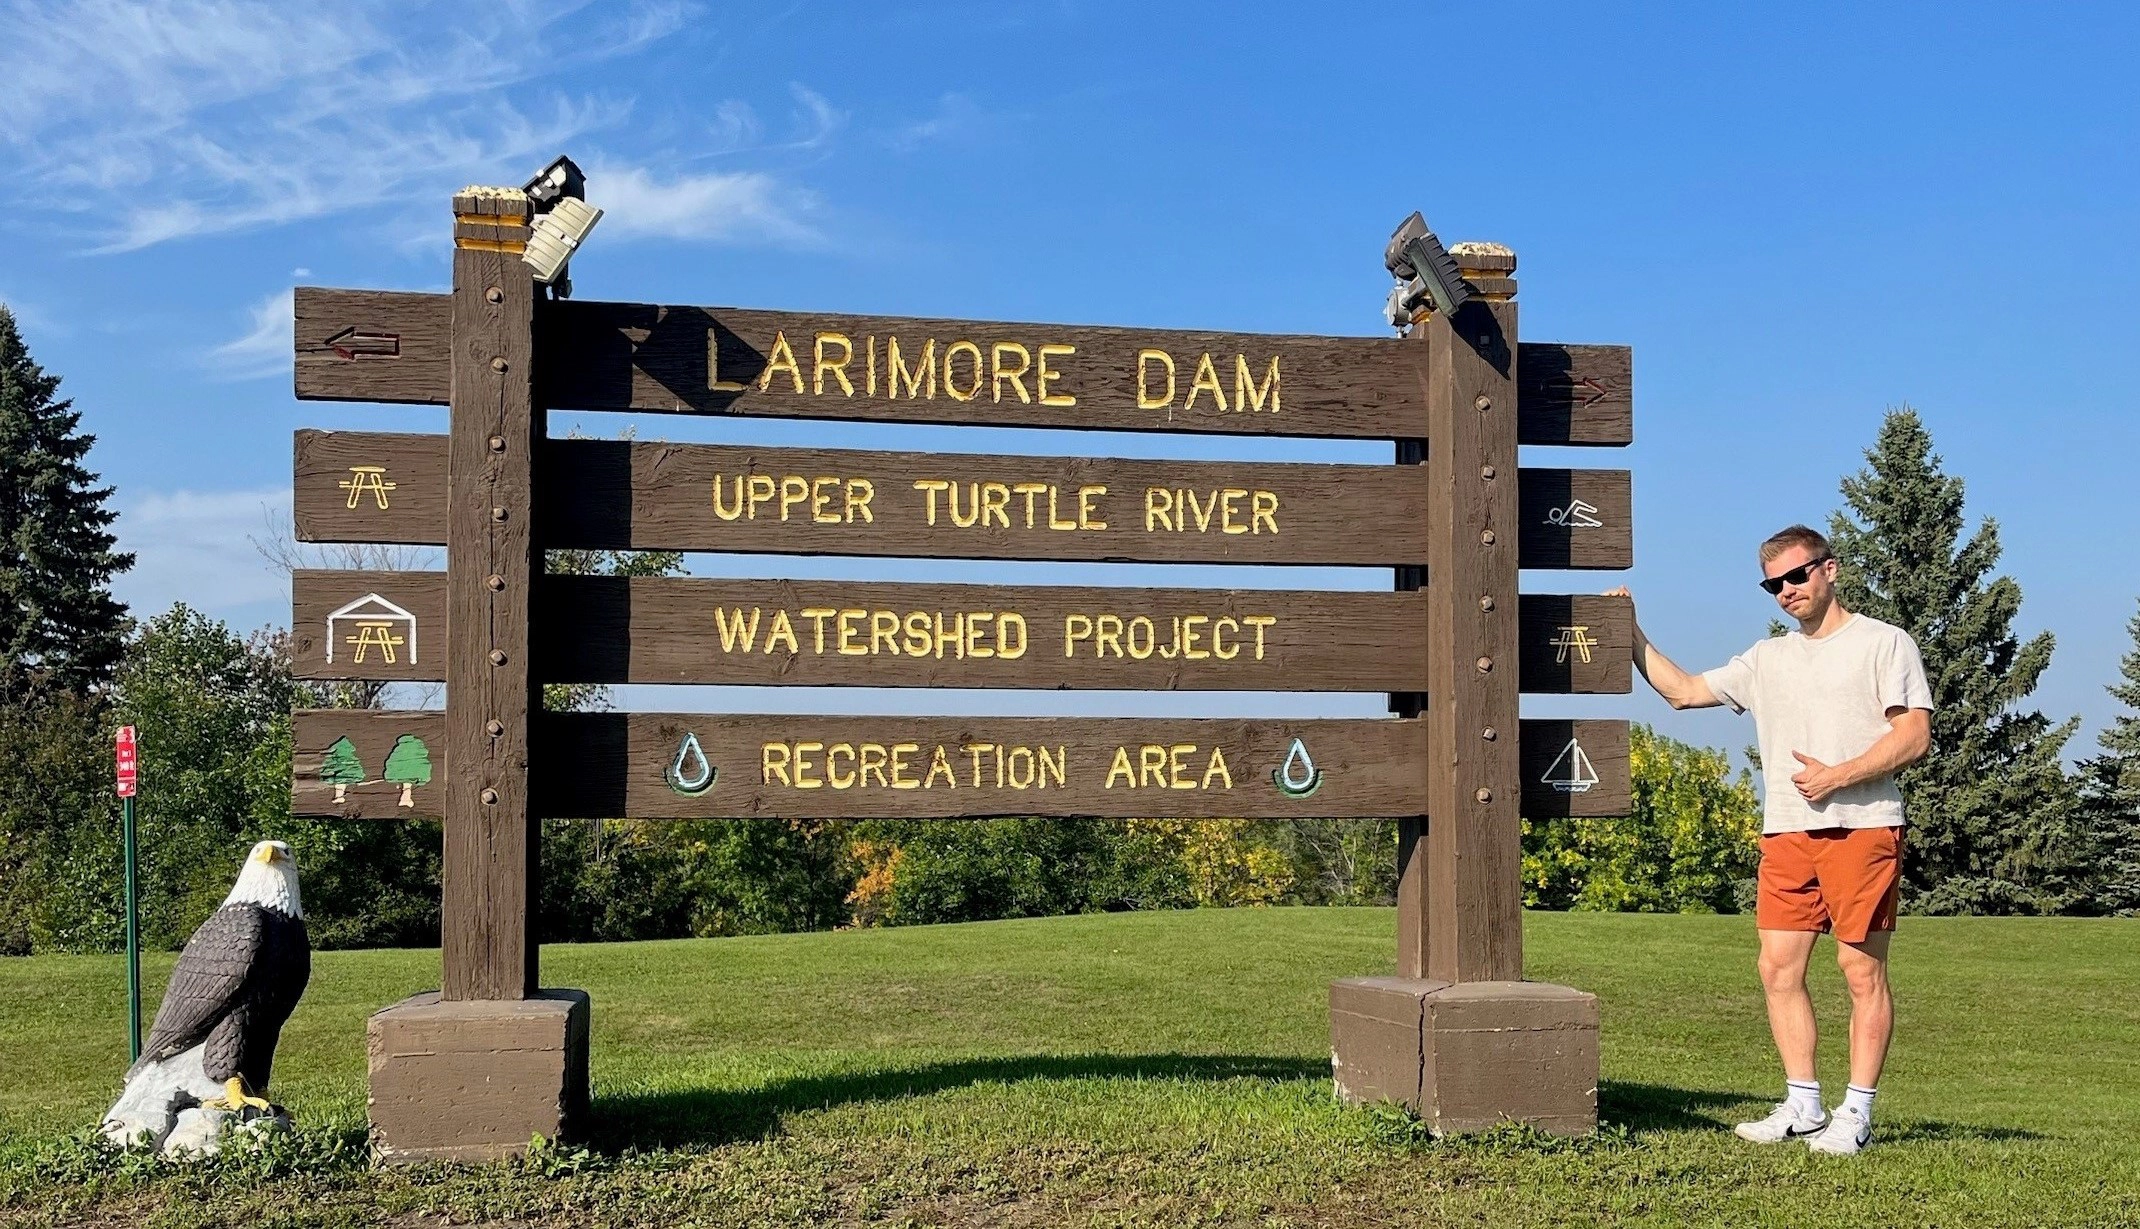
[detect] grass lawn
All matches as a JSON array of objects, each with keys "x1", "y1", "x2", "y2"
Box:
[{"x1": 2, "y1": 908, "x2": 2136, "y2": 1226}]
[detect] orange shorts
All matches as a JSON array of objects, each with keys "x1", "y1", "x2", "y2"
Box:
[{"x1": 1756, "y1": 826, "x2": 1902, "y2": 943}]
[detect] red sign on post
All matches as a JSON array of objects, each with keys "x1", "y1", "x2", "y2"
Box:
[{"x1": 115, "y1": 726, "x2": 137, "y2": 798}]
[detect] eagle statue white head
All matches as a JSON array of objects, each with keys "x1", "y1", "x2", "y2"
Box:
[
  {"x1": 101, "y1": 840, "x2": 313, "y2": 1154},
  {"x1": 226, "y1": 840, "x2": 304, "y2": 919}
]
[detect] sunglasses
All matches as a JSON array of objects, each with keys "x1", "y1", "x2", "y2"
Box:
[{"x1": 1759, "y1": 556, "x2": 1831, "y2": 595}]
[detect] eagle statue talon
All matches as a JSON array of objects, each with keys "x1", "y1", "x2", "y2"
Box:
[
  {"x1": 201, "y1": 1077, "x2": 275, "y2": 1115},
  {"x1": 100, "y1": 841, "x2": 310, "y2": 1156}
]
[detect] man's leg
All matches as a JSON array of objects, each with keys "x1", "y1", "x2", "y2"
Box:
[
  {"x1": 1757, "y1": 928, "x2": 1821, "y2": 1081},
  {"x1": 1838, "y1": 931, "x2": 1894, "y2": 1089}
]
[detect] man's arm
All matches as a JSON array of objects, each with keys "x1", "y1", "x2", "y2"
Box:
[
  {"x1": 1790, "y1": 707, "x2": 1932, "y2": 803},
  {"x1": 1605, "y1": 586, "x2": 1722, "y2": 710}
]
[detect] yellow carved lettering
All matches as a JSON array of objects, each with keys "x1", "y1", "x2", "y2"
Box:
[
  {"x1": 1184, "y1": 352, "x2": 1227, "y2": 412},
  {"x1": 764, "y1": 610, "x2": 800, "y2": 656},
  {"x1": 888, "y1": 337, "x2": 936, "y2": 399},
  {"x1": 814, "y1": 333, "x2": 854, "y2": 396},
  {"x1": 1234, "y1": 354, "x2": 1280, "y2": 413},
  {"x1": 759, "y1": 330, "x2": 804, "y2": 394},
  {"x1": 837, "y1": 609, "x2": 868, "y2": 656},
  {"x1": 760, "y1": 742, "x2": 792, "y2": 786},
  {"x1": 846, "y1": 478, "x2": 875, "y2": 523},
  {"x1": 715, "y1": 607, "x2": 761, "y2": 653},
  {"x1": 793, "y1": 741, "x2": 824, "y2": 789},
  {"x1": 1064, "y1": 614, "x2": 1093, "y2": 657},
  {"x1": 913, "y1": 479, "x2": 950, "y2": 525},
  {"x1": 1221, "y1": 488, "x2": 1248, "y2": 534},
  {"x1": 926, "y1": 745, "x2": 957, "y2": 789},
  {"x1": 1079, "y1": 485, "x2": 1107, "y2": 530},
  {"x1": 1137, "y1": 348, "x2": 1176, "y2": 409},
  {"x1": 860, "y1": 742, "x2": 889, "y2": 788},
  {"x1": 1106, "y1": 746, "x2": 1135, "y2": 789},
  {"x1": 811, "y1": 476, "x2": 840, "y2": 523},
  {"x1": 708, "y1": 329, "x2": 748, "y2": 392},
  {"x1": 996, "y1": 612, "x2": 1028, "y2": 659},
  {"x1": 942, "y1": 340, "x2": 983, "y2": 401},
  {"x1": 827, "y1": 743, "x2": 856, "y2": 789},
  {"x1": 780, "y1": 475, "x2": 810, "y2": 521},
  {"x1": 713, "y1": 476, "x2": 744, "y2": 520},
  {"x1": 1251, "y1": 490, "x2": 1278, "y2": 535},
  {"x1": 1145, "y1": 487, "x2": 1174, "y2": 532},
  {"x1": 1037, "y1": 343, "x2": 1076, "y2": 406},
  {"x1": 1169, "y1": 743, "x2": 1196, "y2": 790},
  {"x1": 890, "y1": 743, "x2": 921, "y2": 789},
  {"x1": 1139, "y1": 744, "x2": 1167, "y2": 789},
  {"x1": 991, "y1": 342, "x2": 1031, "y2": 403},
  {"x1": 1243, "y1": 615, "x2": 1276, "y2": 659},
  {"x1": 1202, "y1": 747, "x2": 1233, "y2": 789},
  {"x1": 800, "y1": 608, "x2": 835, "y2": 654}
]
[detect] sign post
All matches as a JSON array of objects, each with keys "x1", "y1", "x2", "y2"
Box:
[
  {"x1": 287, "y1": 177, "x2": 1635, "y2": 1158},
  {"x1": 115, "y1": 725, "x2": 140, "y2": 1063}
]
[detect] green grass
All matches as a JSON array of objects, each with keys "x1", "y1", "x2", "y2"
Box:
[{"x1": 2, "y1": 909, "x2": 2137, "y2": 1226}]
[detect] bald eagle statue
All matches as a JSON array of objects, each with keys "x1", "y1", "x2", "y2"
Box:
[{"x1": 101, "y1": 840, "x2": 311, "y2": 1151}]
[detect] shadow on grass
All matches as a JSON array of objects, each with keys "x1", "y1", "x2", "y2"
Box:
[
  {"x1": 1599, "y1": 1081, "x2": 1757, "y2": 1133},
  {"x1": 590, "y1": 1052, "x2": 1326, "y2": 1150},
  {"x1": 1597, "y1": 1083, "x2": 2047, "y2": 1143}
]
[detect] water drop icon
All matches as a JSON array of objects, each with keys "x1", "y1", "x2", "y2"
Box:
[
  {"x1": 1272, "y1": 737, "x2": 1323, "y2": 798},
  {"x1": 668, "y1": 731, "x2": 715, "y2": 795}
]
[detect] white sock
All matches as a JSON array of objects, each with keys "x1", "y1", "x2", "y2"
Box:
[
  {"x1": 1842, "y1": 1084, "x2": 1876, "y2": 1120},
  {"x1": 1785, "y1": 1080, "x2": 1823, "y2": 1117}
]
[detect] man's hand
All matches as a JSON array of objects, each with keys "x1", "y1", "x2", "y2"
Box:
[{"x1": 1790, "y1": 751, "x2": 1849, "y2": 804}]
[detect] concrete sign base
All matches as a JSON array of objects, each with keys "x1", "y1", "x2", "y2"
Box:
[
  {"x1": 367, "y1": 989, "x2": 591, "y2": 1163},
  {"x1": 1329, "y1": 977, "x2": 1598, "y2": 1135}
]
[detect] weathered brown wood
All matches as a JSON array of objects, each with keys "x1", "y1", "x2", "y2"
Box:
[
  {"x1": 293, "y1": 288, "x2": 1630, "y2": 444},
  {"x1": 294, "y1": 430, "x2": 1632, "y2": 570},
  {"x1": 1519, "y1": 719, "x2": 1631, "y2": 818},
  {"x1": 294, "y1": 288, "x2": 453, "y2": 405},
  {"x1": 1517, "y1": 343, "x2": 1632, "y2": 445},
  {"x1": 1410, "y1": 271, "x2": 1524, "y2": 984},
  {"x1": 1516, "y1": 469, "x2": 1632, "y2": 570},
  {"x1": 1517, "y1": 595, "x2": 1632, "y2": 695},
  {"x1": 295, "y1": 710, "x2": 1427, "y2": 819},
  {"x1": 296, "y1": 571, "x2": 1430, "y2": 690},
  {"x1": 293, "y1": 710, "x2": 1629, "y2": 821},
  {"x1": 443, "y1": 190, "x2": 539, "y2": 1003}
]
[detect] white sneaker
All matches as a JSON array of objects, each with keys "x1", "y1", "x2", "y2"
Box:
[
  {"x1": 1734, "y1": 1102, "x2": 1828, "y2": 1143},
  {"x1": 1806, "y1": 1104, "x2": 1873, "y2": 1155}
]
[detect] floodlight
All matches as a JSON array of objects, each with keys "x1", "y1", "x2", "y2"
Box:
[
  {"x1": 517, "y1": 155, "x2": 601, "y2": 293},
  {"x1": 523, "y1": 155, "x2": 587, "y2": 211},
  {"x1": 1382, "y1": 211, "x2": 1471, "y2": 326},
  {"x1": 524, "y1": 195, "x2": 603, "y2": 286}
]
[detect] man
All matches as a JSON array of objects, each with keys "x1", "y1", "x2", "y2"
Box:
[{"x1": 1607, "y1": 525, "x2": 1932, "y2": 1155}]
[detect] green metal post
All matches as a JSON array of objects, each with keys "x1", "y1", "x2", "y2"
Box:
[{"x1": 123, "y1": 793, "x2": 140, "y2": 1062}]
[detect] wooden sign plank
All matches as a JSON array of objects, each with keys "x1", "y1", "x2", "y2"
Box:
[
  {"x1": 292, "y1": 711, "x2": 1630, "y2": 820},
  {"x1": 291, "y1": 571, "x2": 1631, "y2": 695},
  {"x1": 1517, "y1": 594, "x2": 1631, "y2": 694},
  {"x1": 1519, "y1": 719, "x2": 1631, "y2": 818},
  {"x1": 296, "y1": 571, "x2": 1427, "y2": 690},
  {"x1": 295, "y1": 430, "x2": 1635, "y2": 570},
  {"x1": 293, "y1": 288, "x2": 1632, "y2": 444},
  {"x1": 1516, "y1": 469, "x2": 1632, "y2": 570}
]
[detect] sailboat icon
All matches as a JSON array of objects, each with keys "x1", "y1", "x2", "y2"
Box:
[{"x1": 1541, "y1": 737, "x2": 1599, "y2": 794}]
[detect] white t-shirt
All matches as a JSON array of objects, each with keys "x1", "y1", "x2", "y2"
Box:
[{"x1": 1701, "y1": 612, "x2": 1934, "y2": 834}]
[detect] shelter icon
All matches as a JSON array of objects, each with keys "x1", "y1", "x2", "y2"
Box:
[{"x1": 326, "y1": 593, "x2": 417, "y2": 665}]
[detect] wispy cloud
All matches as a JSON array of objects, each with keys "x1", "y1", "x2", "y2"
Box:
[
  {"x1": 888, "y1": 93, "x2": 1007, "y2": 152},
  {"x1": 594, "y1": 165, "x2": 822, "y2": 246},
  {"x1": 113, "y1": 487, "x2": 293, "y2": 620},
  {"x1": 0, "y1": 0, "x2": 823, "y2": 253},
  {"x1": 207, "y1": 290, "x2": 294, "y2": 381}
]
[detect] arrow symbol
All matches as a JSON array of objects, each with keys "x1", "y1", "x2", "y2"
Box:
[
  {"x1": 1550, "y1": 376, "x2": 1612, "y2": 408},
  {"x1": 322, "y1": 327, "x2": 400, "y2": 361}
]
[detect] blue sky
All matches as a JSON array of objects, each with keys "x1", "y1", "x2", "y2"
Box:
[{"x1": 2, "y1": 1, "x2": 2135, "y2": 764}]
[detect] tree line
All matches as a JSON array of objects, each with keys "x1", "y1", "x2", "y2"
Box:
[{"x1": 0, "y1": 307, "x2": 2133, "y2": 954}]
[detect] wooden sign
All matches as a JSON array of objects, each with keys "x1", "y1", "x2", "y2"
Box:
[
  {"x1": 292, "y1": 571, "x2": 1632, "y2": 695},
  {"x1": 294, "y1": 288, "x2": 1631, "y2": 445},
  {"x1": 292, "y1": 710, "x2": 1629, "y2": 821},
  {"x1": 294, "y1": 430, "x2": 1634, "y2": 569}
]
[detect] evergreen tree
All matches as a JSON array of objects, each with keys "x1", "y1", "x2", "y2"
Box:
[
  {"x1": 2072, "y1": 600, "x2": 2140, "y2": 915},
  {"x1": 1826, "y1": 408, "x2": 2080, "y2": 913},
  {"x1": 0, "y1": 306, "x2": 133, "y2": 699}
]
